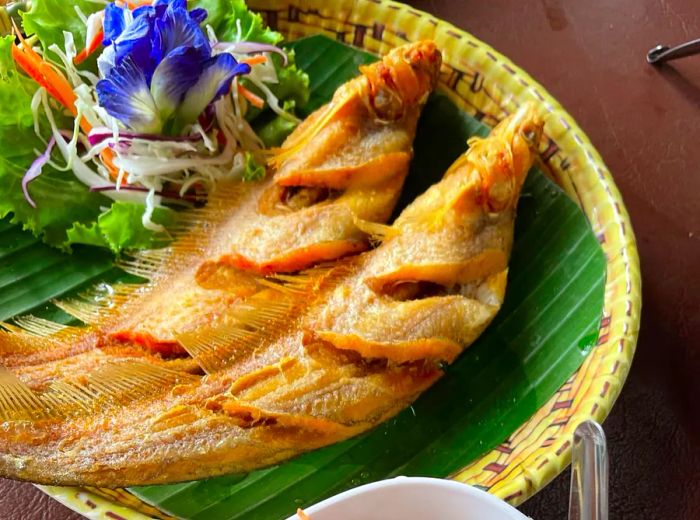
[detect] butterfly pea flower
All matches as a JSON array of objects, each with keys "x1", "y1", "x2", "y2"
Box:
[{"x1": 96, "y1": 0, "x2": 250, "y2": 135}]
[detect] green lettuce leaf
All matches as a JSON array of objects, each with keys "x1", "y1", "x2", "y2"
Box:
[
  {"x1": 0, "y1": 35, "x2": 108, "y2": 248},
  {"x1": 269, "y1": 50, "x2": 310, "y2": 108},
  {"x1": 255, "y1": 100, "x2": 299, "y2": 147},
  {"x1": 241, "y1": 151, "x2": 265, "y2": 181},
  {"x1": 192, "y1": 0, "x2": 282, "y2": 44},
  {"x1": 0, "y1": 35, "x2": 174, "y2": 253},
  {"x1": 192, "y1": 0, "x2": 309, "y2": 125},
  {"x1": 256, "y1": 114, "x2": 297, "y2": 147},
  {"x1": 21, "y1": 0, "x2": 103, "y2": 61},
  {"x1": 242, "y1": 50, "x2": 309, "y2": 127},
  {"x1": 67, "y1": 202, "x2": 174, "y2": 253}
]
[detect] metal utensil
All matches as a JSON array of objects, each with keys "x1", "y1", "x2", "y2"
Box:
[
  {"x1": 647, "y1": 38, "x2": 700, "y2": 64},
  {"x1": 568, "y1": 420, "x2": 608, "y2": 520}
]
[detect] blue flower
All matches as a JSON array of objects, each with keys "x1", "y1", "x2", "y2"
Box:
[{"x1": 96, "y1": 0, "x2": 250, "y2": 134}]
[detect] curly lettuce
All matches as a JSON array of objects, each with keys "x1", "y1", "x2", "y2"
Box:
[
  {"x1": 0, "y1": 35, "x2": 172, "y2": 251},
  {"x1": 0, "y1": 35, "x2": 106, "y2": 248},
  {"x1": 1, "y1": 0, "x2": 310, "y2": 254},
  {"x1": 67, "y1": 202, "x2": 175, "y2": 252},
  {"x1": 192, "y1": 0, "x2": 309, "y2": 141},
  {"x1": 21, "y1": 0, "x2": 103, "y2": 62},
  {"x1": 193, "y1": 0, "x2": 281, "y2": 44}
]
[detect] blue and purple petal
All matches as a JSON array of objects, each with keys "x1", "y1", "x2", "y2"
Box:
[
  {"x1": 96, "y1": 0, "x2": 227, "y2": 134},
  {"x1": 154, "y1": 0, "x2": 187, "y2": 7},
  {"x1": 189, "y1": 8, "x2": 208, "y2": 24},
  {"x1": 150, "y1": 46, "x2": 204, "y2": 120},
  {"x1": 97, "y1": 56, "x2": 162, "y2": 134},
  {"x1": 102, "y1": 3, "x2": 127, "y2": 45},
  {"x1": 111, "y1": 14, "x2": 159, "y2": 79},
  {"x1": 155, "y1": 2, "x2": 211, "y2": 61},
  {"x1": 177, "y1": 54, "x2": 251, "y2": 125}
]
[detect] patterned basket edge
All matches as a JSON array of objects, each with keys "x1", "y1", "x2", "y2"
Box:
[{"x1": 39, "y1": 0, "x2": 641, "y2": 517}]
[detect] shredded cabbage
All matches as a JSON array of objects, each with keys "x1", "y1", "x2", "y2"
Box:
[{"x1": 7, "y1": 0, "x2": 309, "y2": 253}]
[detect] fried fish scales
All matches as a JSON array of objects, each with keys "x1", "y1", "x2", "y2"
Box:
[
  {"x1": 196, "y1": 41, "x2": 441, "y2": 279},
  {"x1": 26, "y1": 42, "x2": 440, "y2": 356},
  {"x1": 308, "y1": 104, "x2": 543, "y2": 364},
  {"x1": 111, "y1": 40, "x2": 440, "y2": 351},
  {"x1": 0, "y1": 104, "x2": 542, "y2": 486}
]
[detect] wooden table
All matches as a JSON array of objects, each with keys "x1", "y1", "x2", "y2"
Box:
[{"x1": 2, "y1": 1, "x2": 699, "y2": 518}]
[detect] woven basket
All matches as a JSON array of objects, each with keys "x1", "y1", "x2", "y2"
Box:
[{"x1": 38, "y1": 1, "x2": 641, "y2": 517}]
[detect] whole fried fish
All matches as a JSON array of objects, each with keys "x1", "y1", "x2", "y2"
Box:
[
  {"x1": 3, "y1": 41, "x2": 441, "y2": 360},
  {"x1": 0, "y1": 103, "x2": 542, "y2": 486},
  {"x1": 196, "y1": 40, "x2": 442, "y2": 279}
]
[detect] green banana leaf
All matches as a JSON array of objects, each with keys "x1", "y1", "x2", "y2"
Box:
[
  {"x1": 0, "y1": 35, "x2": 605, "y2": 519},
  {"x1": 128, "y1": 36, "x2": 606, "y2": 519}
]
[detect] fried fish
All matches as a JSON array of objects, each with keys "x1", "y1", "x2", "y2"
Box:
[
  {"x1": 196, "y1": 40, "x2": 441, "y2": 279},
  {"x1": 3, "y1": 41, "x2": 441, "y2": 359},
  {"x1": 0, "y1": 103, "x2": 542, "y2": 486}
]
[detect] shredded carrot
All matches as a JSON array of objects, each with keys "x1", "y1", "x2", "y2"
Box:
[
  {"x1": 237, "y1": 83, "x2": 265, "y2": 109},
  {"x1": 240, "y1": 55, "x2": 268, "y2": 66},
  {"x1": 100, "y1": 148, "x2": 123, "y2": 181},
  {"x1": 12, "y1": 25, "x2": 79, "y2": 117},
  {"x1": 296, "y1": 508, "x2": 310, "y2": 520},
  {"x1": 12, "y1": 24, "x2": 123, "y2": 181},
  {"x1": 74, "y1": 28, "x2": 104, "y2": 65},
  {"x1": 124, "y1": 0, "x2": 153, "y2": 8}
]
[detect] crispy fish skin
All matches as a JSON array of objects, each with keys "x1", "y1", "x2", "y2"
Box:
[
  {"x1": 0, "y1": 43, "x2": 439, "y2": 374},
  {"x1": 196, "y1": 41, "x2": 442, "y2": 279},
  {"x1": 309, "y1": 105, "x2": 543, "y2": 363},
  {"x1": 106, "y1": 263, "x2": 259, "y2": 355},
  {"x1": 106, "y1": 41, "x2": 441, "y2": 351},
  {"x1": 0, "y1": 105, "x2": 542, "y2": 487},
  {"x1": 0, "y1": 329, "x2": 442, "y2": 486}
]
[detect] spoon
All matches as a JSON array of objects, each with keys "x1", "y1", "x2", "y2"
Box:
[
  {"x1": 647, "y1": 38, "x2": 700, "y2": 64},
  {"x1": 568, "y1": 420, "x2": 609, "y2": 520}
]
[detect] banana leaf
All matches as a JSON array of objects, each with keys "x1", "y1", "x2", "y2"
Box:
[{"x1": 0, "y1": 35, "x2": 605, "y2": 519}]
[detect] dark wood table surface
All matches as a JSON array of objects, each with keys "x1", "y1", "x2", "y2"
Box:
[{"x1": 2, "y1": 1, "x2": 699, "y2": 518}]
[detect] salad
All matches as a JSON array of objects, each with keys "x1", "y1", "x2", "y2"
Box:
[{"x1": 0, "y1": 0, "x2": 309, "y2": 252}]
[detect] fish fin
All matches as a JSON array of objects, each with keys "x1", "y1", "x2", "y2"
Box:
[
  {"x1": 257, "y1": 267, "x2": 330, "y2": 295},
  {"x1": 118, "y1": 181, "x2": 254, "y2": 280},
  {"x1": 53, "y1": 297, "x2": 104, "y2": 325},
  {"x1": 177, "y1": 326, "x2": 259, "y2": 374},
  {"x1": 52, "y1": 283, "x2": 142, "y2": 326},
  {"x1": 115, "y1": 251, "x2": 170, "y2": 280},
  {"x1": 0, "y1": 327, "x2": 55, "y2": 356},
  {"x1": 39, "y1": 360, "x2": 200, "y2": 416},
  {"x1": 254, "y1": 261, "x2": 354, "y2": 296},
  {"x1": 0, "y1": 366, "x2": 50, "y2": 420},
  {"x1": 177, "y1": 291, "x2": 298, "y2": 374},
  {"x1": 254, "y1": 277, "x2": 305, "y2": 295},
  {"x1": 352, "y1": 217, "x2": 400, "y2": 245},
  {"x1": 178, "y1": 265, "x2": 354, "y2": 373},
  {"x1": 158, "y1": 181, "x2": 256, "y2": 259},
  {"x1": 9, "y1": 315, "x2": 69, "y2": 337},
  {"x1": 266, "y1": 102, "x2": 337, "y2": 170}
]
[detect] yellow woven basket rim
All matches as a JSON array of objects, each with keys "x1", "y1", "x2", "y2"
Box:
[{"x1": 40, "y1": 1, "x2": 641, "y2": 517}]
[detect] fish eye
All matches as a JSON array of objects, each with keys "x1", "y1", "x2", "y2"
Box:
[{"x1": 521, "y1": 128, "x2": 537, "y2": 144}]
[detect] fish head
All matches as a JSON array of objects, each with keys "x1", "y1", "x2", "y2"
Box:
[
  {"x1": 360, "y1": 40, "x2": 442, "y2": 121},
  {"x1": 445, "y1": 103, "x2": 544, "y2": 216},
  {"x1": 492, "y1": 102, "x2": 544, "y2": 188}
]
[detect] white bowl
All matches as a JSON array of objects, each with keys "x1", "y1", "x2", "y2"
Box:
[{"x1": 286, "y1": 476, "x2": 530, "y2": 520}]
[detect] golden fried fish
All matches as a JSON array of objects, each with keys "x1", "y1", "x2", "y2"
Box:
[
  {"x1": 0, "y1": 104, "x2": 542, "y2": 486},
  {"x1": 47, "y1": 41, "x2": 441, "y2": 354},
  {"x1": 196, "y1": 40, "x2": 441, "y2": 279}
]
